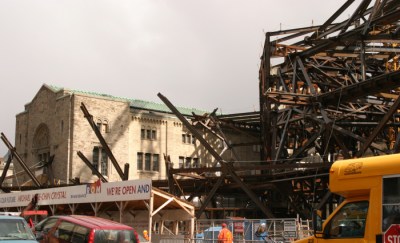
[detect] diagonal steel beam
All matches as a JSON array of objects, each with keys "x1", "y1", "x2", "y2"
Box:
[
  {"x1": 195, "y1": 175, "x2": 225, "y2": 219},
  {"x1": 80, "y1": 102, "x2": 127, "y2": 181},
  {"x1": 158, "y1": 93, "x2": 275, "y2": 218},
  {"x1": 311, "y1": 0, "x2": 356, "y2": 39},
  {"x1": 1, "y1": 133, "x2": 41, "y2": 187},
  {"x1": 297, "y1": 57, "x2": 317, "y2": 95},
  {"x1": 77, "y1": 151, "x2": 108, "y2": 183},
  {"x1": 0, "y1": 154, "x2": 12, "y2": 191},
  {"x1": 275, "y1": 109, "x2": 292, "y2": 162},
  {"x1": 356, "y1": 95, "x2": 400, "y2": 157}
]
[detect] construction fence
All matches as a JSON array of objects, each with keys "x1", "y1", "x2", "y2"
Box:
[{"x1": 152, "y1": 218, "x2": 312, "y2": 243}]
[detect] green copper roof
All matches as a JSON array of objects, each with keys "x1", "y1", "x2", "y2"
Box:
[{"x1": 46, "y1": 84, "x2": 209, "y2": 116}]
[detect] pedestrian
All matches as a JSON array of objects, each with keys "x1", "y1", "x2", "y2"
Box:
[
  {"x1": 218, "y1": 223, "x2": 233, "y2": 243},
  {"x1": 255, "y1": 223, "x2": 268, "y2": 241}
]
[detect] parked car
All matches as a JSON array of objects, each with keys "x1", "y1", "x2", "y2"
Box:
[
  {"x1": 0, "y1": 215, "x2": 38, "y2": 242},
  {"x1": 34, "y1": 215, "x2": 140, "y2": 243}
]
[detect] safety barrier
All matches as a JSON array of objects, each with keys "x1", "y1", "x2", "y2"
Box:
[{"x1": 150, "y1": 218, "x2": 312, "y2": 243}]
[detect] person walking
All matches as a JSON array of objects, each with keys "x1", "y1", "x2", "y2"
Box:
[{"x1": 218, "y1": 223, "x2": 233, "y2": 243}]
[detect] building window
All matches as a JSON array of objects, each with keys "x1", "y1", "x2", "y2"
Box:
[
  {"x1": 38, "y1": 152, "x2": 50, "y2": 163},
  {"x1": 146, "y1": 130, "x2": 151, "y2": 140},
  {"x1": 141, "y1": 129, "x2": 145, "y2": 139},
  {"x1": 103, "y1": 120, "x2": 109, "y2": 133},
  {"x1": 96, "y1": 119, "x2": 110, "y2": 133},
  {"x1": 61, "y1": 120, "x2": 64, "y2": 134},
  {"x1": 141, "y1": 128, "x2": 157, "y2": 140},
  {"x1": 92, "y1": 147, "x2": 99, "y2": 174},
  {"x1": 153, "y1": 154, "x2": 159, "y2": 171},
  {"x1": 178, "y1": 156, "x2": 199, "y2": 168},
  {"x1": 145, "y1": 153, "x2": 151, "y2": 171},
  {"x1": 137, "y1": 152, "x2": 143, "y2": 170},
  {"x1": 193, "y1": 158, "x2": 200, "y2": 168},
  {"x1": 101, "y1": 149, "x2": 108, "y2": 175},
  {"x1": 182, "y1": 133, "x2": 195, "y2": 144},
  {"x1": 92, "y1": 146, "x2": 108, "y2": 176},
  {"x1": 179, "y1": 156, "x2": 184, "y2": 168},
  {"x1": 185, "y1": 157, "x2": 192, "y2": 168},
  {"x1": 137, "y1": 152, "x2": 160, "y2": 172},
  {"x1": 96, "y1": 120, "x2": 102, "y2": 132}
]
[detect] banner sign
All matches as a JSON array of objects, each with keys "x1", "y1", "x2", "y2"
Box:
[{"x1": 0, "y1": 179, "x2": 151, "y2": 208}]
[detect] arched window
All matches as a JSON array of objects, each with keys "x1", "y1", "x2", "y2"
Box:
[
  {"x1": 33, "y1": 124, "x2": 50, "y2": 163},
  {"x1": 103, "y1": 120, "x2": 110, "y2": 133},
  {"x1": 96, "y1": 119, "x2": 102, "y2": 133}
]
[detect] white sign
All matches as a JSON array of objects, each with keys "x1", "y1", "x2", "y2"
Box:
[
  {"x1": 0, "y1": 179, "x2": 152, "y2": 208},
  {"x1": 284, "y1": 220, "x2": 296, "y2": 232}
]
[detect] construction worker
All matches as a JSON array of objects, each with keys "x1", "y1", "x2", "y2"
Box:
[
  {"x1": 255, "y1": 222, "x2": 268, "y2": 241},
  {"x1": 143, "y1": 229, "x2": 149, "y2": 241},
  {"x1": 218, "y1": 223, "x2": 233, "y2": 243}
]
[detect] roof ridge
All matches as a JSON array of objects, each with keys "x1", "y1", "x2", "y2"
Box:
[{"x1": 44, "y1": 83, "x2": 210, "y2": 116}]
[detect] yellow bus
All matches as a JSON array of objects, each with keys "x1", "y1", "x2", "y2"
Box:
[{"x1": 295, "y1": 153, "x2": 400, "y2": 242}]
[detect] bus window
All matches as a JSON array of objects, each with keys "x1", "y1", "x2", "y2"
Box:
[{"x1": 325, "y1": 201, "x2": 368, "y2": 238}]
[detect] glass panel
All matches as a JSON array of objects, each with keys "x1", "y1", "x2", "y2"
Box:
[
  {"x1": 94, "y1": 230, "x2": 134, "y2": 242},
  {"x1": 71, "y1": 225, "x2": 89, "y2": 243},
  {"x1": 325, "y1": 201, "x2": 368, "y2": 238},
  {"x1": 193, "y1": 158, "x2": 199, "y2": 168},
  {"x1": 179, "y1": 157, "x2": 184, "y2": 168},
  {"x1": 137, "y1": 153, "x2": 143, "y2": 170},
  {"x1": 146, "y1": 130, "x2": 151, "y2": 139},
  {"x1": 0, "y1": 218, "x2": 36, "y2": 240},
  {"x1": 145, "y1": 153, "x2": 151, "y2": 171},
  {"x1": 56, "y1": 221, "x2": 74, "y2": 242},
  {"x1": 141, "y1": 129, "x2": 145, "y2": 139},
  {"x1": 92, "y1": 147, "x2": 99, "y2": 174},
  {"x1": 101, "y1": 149, "x2": 108, "y2": 176},
  {"x1": 383, "y1": 176, "x2": 400, "y2": 231},
  {"x1": 153, "y1": 154, "x2": 159, "y2": 171},
  {"x1": 185, "y1": 157, "x2": 191, "y2": 168}
]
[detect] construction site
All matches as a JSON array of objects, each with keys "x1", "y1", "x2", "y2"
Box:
[{"x1": 1, "y1": 0, "x2": 400, "y2": 242}]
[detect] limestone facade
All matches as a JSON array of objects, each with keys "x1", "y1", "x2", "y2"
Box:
[{"x1": 14, "y1": 84, "x2": 260, "y2": 185}]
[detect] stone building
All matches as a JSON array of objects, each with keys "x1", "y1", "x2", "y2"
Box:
[{"x1": 13, "y1": 84, "x2": 260, "y2": 186}]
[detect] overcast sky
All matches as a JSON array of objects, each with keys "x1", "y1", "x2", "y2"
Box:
[{"x1": 0, "y1": 0, "x2": 357, "y2": 156}]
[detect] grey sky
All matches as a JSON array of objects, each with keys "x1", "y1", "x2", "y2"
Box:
[{"x1": 0, "y1": 1, "x2": 354, "y2": 156}]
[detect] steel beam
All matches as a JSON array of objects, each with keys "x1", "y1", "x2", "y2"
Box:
[{"x1": 80, "y1": 103, "x2": 127, "y2": 181}]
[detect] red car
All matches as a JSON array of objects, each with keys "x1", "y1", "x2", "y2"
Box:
[{"x1": 34, "y1": 215, "x2": 139, "y2": 243}]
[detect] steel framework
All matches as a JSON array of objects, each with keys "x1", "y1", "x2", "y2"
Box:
[
  {"x1": 159, "y1": 0, "x2": 400, "y2": 219},
  {"x1": 258, "y1": 0, "x2": 400, "y2": 216}
]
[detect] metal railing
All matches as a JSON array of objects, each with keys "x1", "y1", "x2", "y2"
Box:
[{"x1": 150, "y1": 218, "x2": 312, "y2": 243}]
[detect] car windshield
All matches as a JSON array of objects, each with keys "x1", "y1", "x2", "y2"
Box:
[{"x1": 0, "y1": 218, "x2": 36, "y2": 240}]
